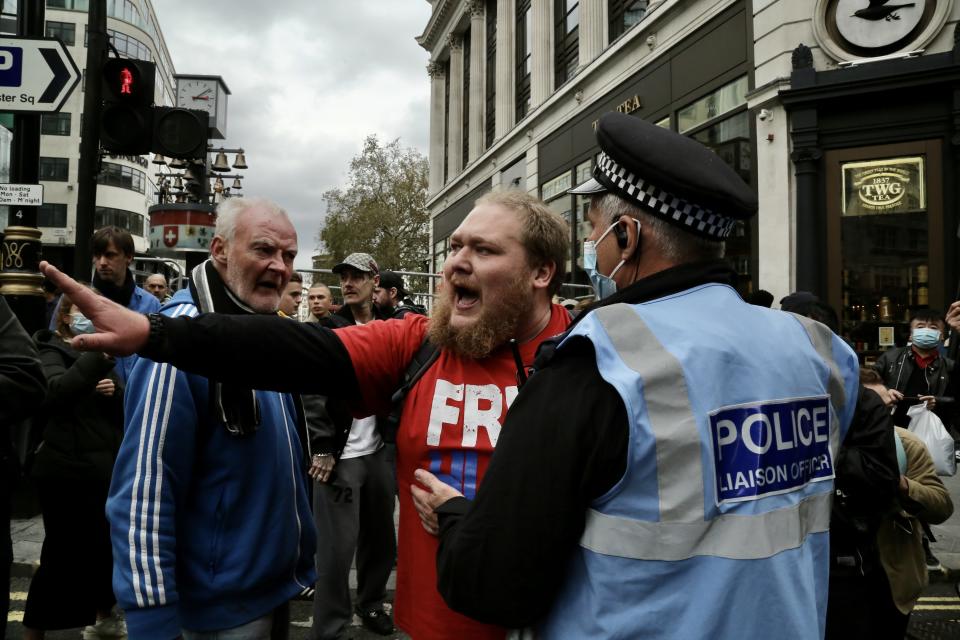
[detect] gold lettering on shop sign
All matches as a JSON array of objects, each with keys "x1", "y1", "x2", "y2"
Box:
[{"x1": 591, "y1": 96, "x2": 643, "y2": 131}]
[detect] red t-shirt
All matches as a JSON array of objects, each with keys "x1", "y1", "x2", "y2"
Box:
[{"x1": 336, "y1": 305, "x2": 571, "y2": 640}]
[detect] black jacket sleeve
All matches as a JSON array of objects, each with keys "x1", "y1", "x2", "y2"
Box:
[
  {"x1": 831, "y1": 386, "x2": 900, "y2": 548},
  {"x1": 39, "y1": 348, "x2": 116, "y2": 406},
  {"x1": 142, "y1": 313, "x2": 361, "y2": 403},
  {"x1": 0, "y1": 297, "x2": 46, "y2": 423},
  {"x1": 434, "y1": 338, "x2": 628, "y2": 628}
]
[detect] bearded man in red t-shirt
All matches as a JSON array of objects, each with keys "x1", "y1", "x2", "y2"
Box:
[{"x1": 40, "y1": 190, "x2": 573, "y2": 640}]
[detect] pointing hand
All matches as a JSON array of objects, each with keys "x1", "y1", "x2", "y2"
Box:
[{"x1": 39, "y1": 261, "x2": 150, "y2": 356}]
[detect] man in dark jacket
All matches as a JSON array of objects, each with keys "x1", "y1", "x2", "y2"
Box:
[
  {"x1": 873, "y1": 309, "x2": 955, "y2": 431},
  {"x1": 374, "y1": 271, "x2": 426, "y2": 319},
  {"x1": 0, "y1": 295, "x2": 46, "y2": 638}
]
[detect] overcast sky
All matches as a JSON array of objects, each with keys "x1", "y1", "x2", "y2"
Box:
[{"x1": 155, "y1": 1, "x2": 432, "y2": 268}]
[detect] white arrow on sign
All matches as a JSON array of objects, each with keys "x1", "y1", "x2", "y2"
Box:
[{"x1": 0, "y1": 36, "x2": 79, "y2": 113}]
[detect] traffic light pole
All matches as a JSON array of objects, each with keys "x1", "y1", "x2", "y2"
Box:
[
  {"x1": 0, "y1": 0, "x2": 45, "y2": 333},
  {"x1": 74, "y1": 0, "x2": 106, "y2": 280}
]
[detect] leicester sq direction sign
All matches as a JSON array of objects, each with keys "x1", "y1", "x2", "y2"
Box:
[
  {"x1": 0, "y1": 183, "x2": 43, "y2": 206},
  {"x1": 0, "y1": 36, "x2": 80, "y2": 113}
]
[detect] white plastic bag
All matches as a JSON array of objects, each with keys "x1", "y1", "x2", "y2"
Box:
[{"x1": 906, "y1": 403, "x2": 957, "y2": 476}]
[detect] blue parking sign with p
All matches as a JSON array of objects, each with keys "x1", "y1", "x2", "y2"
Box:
[{"x1": 0, "y1": 47, "x2": 22, "y2": 87}]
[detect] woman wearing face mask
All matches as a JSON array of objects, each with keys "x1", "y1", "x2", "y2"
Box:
[{"x1": 24, "y1": 290, "x2": 126, "y2": 639}]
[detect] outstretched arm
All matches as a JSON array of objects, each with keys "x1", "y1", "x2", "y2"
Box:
[{"x1": 39, "y1": 261, "x2": 360, "y2": 399}]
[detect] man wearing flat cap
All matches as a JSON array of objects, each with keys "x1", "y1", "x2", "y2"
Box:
[
  {"x1": 410, "y1": 112, "x2": 862, "y2": 639},
  {"x1": 311, "y1": 251, "x2": 398, "y2": 637}
]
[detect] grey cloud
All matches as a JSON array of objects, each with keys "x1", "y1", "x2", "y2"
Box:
[{"x1": 156, "y1": 0, "x2": 432, "y2": 266}]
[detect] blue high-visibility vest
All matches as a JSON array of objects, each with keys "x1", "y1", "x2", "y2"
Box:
[{"x1": 537, "y1": 283, "x2": 859, "y2": 640}]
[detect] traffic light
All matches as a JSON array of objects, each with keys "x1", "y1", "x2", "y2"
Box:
[
  {"x1": 153, "y1": 107, "x2": 208, "y2": 159},
  {"x1": 99, "y1": 58, "x2": 208, "y2": 158},
  {"x1": 100, "y1": 58, "x2": 155, "y2": 154}
]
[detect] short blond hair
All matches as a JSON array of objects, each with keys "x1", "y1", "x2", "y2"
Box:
[{"x1": 475, "y1": 190, "x2": 568, "y2": 295}]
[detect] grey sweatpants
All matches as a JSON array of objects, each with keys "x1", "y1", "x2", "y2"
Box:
[{"x1": 310, "y1": 445, "x2": 396, "y2": 640}]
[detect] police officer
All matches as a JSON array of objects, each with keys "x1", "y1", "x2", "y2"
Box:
[{"x1": 410, "y1": 112, "x2": 862, "y2": 639}]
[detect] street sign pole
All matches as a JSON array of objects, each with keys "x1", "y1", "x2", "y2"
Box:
[
  {"x1": 0, "y1": 0, "x2": 44, "y2": 335},
  {"x1": 74, "y1": 0, "x2": 105, "y2": 280}
]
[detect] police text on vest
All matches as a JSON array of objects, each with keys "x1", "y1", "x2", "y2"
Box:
[{"x1": 709, "y1": 396, "x2": 834, "y2": 505}]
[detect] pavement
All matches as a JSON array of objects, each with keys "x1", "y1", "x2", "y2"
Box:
[{"x1": 928, "y1": 468, "x2": 960, "y2": 583}]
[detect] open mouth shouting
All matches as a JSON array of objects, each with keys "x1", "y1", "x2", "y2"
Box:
[
  {"x1": 256, "y1": 279, "x2": 280, "y2": 293},
  {"x1": 453, "y1": 283, "x2": 480, "y2": 312}
]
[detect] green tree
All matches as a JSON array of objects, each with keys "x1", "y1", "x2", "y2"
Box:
[{"x1": 318, "y1": 136, "x2": 430, "y2": 279}]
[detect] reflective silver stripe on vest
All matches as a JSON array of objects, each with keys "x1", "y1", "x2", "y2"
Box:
[
  {"x1": 580, "y1": 491, "x2": 832, "y2": 561},
  {"x1": 789, "y1": 313, "x2": 845, "y2": 460},
  {"x1": 594, "y1": 304, "x2": 705, "y2": 522}
]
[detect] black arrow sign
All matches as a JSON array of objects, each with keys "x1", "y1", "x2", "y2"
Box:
[{"x1": 38, "y1": 47, "x2": 68, "y2": 103}]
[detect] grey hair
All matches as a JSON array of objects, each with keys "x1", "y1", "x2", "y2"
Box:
[
  {"x1": 214, "y1": 197, "x2": 290, "y2": 243},
  {"x1": 591, "y1": 194, "x2": 724, "y2": 262}
]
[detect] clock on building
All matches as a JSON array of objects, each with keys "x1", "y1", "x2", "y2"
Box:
[
  {"x1": 814, "y1": 0, "x2": 950, "y2": 61},
  {"x1": 174, "y1": 75, "x2": 230, "y2": 139}
]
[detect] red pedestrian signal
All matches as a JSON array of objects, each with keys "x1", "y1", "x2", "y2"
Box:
[
  {"x1": 119, "y1": 67, "x2": 133, "y2": 94},
  {"x1": 100, "y1": 58, "x2": 156, "y2": 153},
  {"x1": 101, "y1": 58, "x2": 154, "y2": 105}
]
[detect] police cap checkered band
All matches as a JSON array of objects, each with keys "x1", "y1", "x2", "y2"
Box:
[
  {"x1": 595, "y1": 152, "x2": 738, "y2": 239},
  {"x1": 332, "y1": 252, "x2": 379, "y2": 275},
  {"x1": 568, "y1": 112, "x2": 758, "y2": 241}
]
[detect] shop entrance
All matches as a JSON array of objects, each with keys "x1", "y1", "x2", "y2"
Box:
[{"x1": 825, "y1": 140, "x2": 945, "y2": 364}]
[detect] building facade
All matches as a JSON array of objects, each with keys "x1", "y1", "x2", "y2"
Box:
[
  {"x1": 420, "y1": 0, "x2": 960, "y2": 361},
  {"x1": 3, "y1": 0, "x2": 178, "y2": 276}
]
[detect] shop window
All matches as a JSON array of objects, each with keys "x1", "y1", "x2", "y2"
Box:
[
  {"x1": 516, "y1": 0, "x2": 532, "y2": 122},
  {"x1": 38, "y1": 203, "x2": 67, "y2": 228},
  {"x1": 463, "y1": 26, "x2": 471, "y2": 168},
  {"x1": 677, "y1": 76, "x2": 748, "y2": 134},
  {"x1": 542, "y1": 161, "x2": 594, "y2": 286},
  {"x1": 40, "y1": 157, "x2": 69, "y2": 181},
  {"x1": 838, "y1": 155, "x2": 932, "y2": 356},
  {"x1": 443, "y1": 59, "x2": 450, "y2": 183},
  {"x1": 655, "y1": 115, "x2": 671, "y2": 129},
  {"x1": 555, "y1": 0, "x2": 579, "y2": 88},
  {"x1": 45, "y1": 20, "x2": 75, "y2": 45},
  {"x1": 41, "y1": 112, "x2": 71, "y2": 136},
  {"x1": 485, "y1": 0, "x2": 497, "y2": 148},
  {"x1": 685, "y1": 109, "x2": 753, "y2": 294},
  {"x1": 609, "y1": 0, "x2": 648, "y2": 42}
]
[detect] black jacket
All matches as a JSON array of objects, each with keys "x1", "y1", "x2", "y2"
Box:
[
  {"x1": 0, "y1": 297, "x2": 47, "y2": 476},
  {"x1": 873, "y1": 345, "x2": 955, "y2": 425},
  {"x1": 0, "y1": 297, "x2": 46, "y2": 426},
  {"x1": 303, "y1": 311, "x2": 367, "y2": 458},
  {"x1": 31, "y1": 330, "x2": 124, "y2": 480}
]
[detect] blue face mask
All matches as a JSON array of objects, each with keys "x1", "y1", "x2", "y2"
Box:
[
  {"x1": 70, "y1": 313, "x2": 96, "y2": 335},
  {"x1": 582, "y1": 219, "x2": 640, "y2": 300},
  {"x1": 911, "y1": 327, "x2": 941, "y2": 349}
]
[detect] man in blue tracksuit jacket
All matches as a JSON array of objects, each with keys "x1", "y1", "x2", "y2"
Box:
[
  {"x1": 413, "y1": 113, "x2": 866, "y2": 639},
  {"x1": 107, "y1": 197, "x2": 315, "y2": 639}
]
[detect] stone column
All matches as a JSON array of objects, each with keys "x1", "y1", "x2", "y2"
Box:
[
  {"x1": 428, "y1": 62, "x2": 447, "y2": 194},
  {"x1": 447, "y1": 34, "x2": 464, "y2": 179},
  {"x1": 494, "y1": 0, "x2": 515, "y2": 138},
  {"x1": 579, "y1": 0, "x2": 604, "y2": 67},
  {"x1": 468, "y1": 1, "x2": 486, "y2": 162},
  {"x1": 530, "y1": 0, "x2": 553, "y2": 108}
]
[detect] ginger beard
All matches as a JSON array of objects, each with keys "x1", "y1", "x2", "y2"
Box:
[{"x1": 428, "y1": 271, "x2": 535, "y2": 359}]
